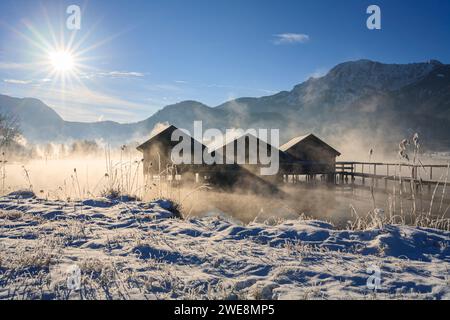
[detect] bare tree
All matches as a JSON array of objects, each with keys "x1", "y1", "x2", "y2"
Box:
[{"x1": 0, "y1": 114, "x2": 21, "y2": 148}]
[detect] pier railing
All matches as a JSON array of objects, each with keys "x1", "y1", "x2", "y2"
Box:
[{"x1": 335, "y1": 161, "x2": 450, "y2": 190}]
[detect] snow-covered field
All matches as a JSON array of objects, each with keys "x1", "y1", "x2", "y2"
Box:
[{"x1": 0, "y1": 191, "x2": 449, "y2": 300}]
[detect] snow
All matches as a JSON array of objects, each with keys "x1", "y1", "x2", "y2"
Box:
[
  {"x1": 0, "y1": 190, "x2": 449, "y2": 300},
  {"x1": 289, "y1": 60, "x2": 440, "y2": 108},
  {"x1": 279, "y1": 134, "x2": 311, "y2": 152}
]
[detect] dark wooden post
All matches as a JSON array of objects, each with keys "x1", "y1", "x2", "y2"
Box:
[
  {"x1": 429, "y1": 167, "x2": 433, "y2": 193},
  {"x1": 362, "y1": 164, "x2": 365, "y2": 186},
  {"x1": 399, "y1": 165, "x2": 403, "y2": 191},
  {"x1": 373, "y1": 164, "x2": 377, "y2": 188},
  {"x1": 343, "y1": 163, "x2": 346, "y2": 183},
  {"x1": 351, "y1": 163, "x2": 355, "y2": 186},
  {"x1": 385, "y1": 164, "x2": 389, "y2": 190}
]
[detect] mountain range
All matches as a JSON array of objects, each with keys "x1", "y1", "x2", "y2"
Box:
[{"x1": 1, "y1": 59, "x2": 450, "y2": 154}]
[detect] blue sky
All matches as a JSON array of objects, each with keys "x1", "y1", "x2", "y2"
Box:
[{"x1": 0, "y1": 0, "x2": 449, "y2": 123}]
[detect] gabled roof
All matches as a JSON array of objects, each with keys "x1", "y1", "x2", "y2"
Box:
[
  {"x1": 137, "y1": 124, "x2": 205, "y2": 151},
  {"x1": 280, "y1": 134, "x2": 310, "y2": 151},
  {"x1": 211, "y1": 131, "x2": 284, "y2": 153},
  {"x1": 280, "y1": 133, "x2": 341, "y2": 156},
  {"x1": 210, "y1": 131, "x2": 272, "y2": 152},
  {"x1": 212, "y1": 132, "x2": 295, "y2": 163},
  {"x1": 137, "y1": 125, "x2": 177, "y2": 151}
]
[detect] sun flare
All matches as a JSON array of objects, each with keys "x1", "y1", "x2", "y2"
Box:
[{"x1": 49, "y1": 50, "x2": 75, "y2": 72}]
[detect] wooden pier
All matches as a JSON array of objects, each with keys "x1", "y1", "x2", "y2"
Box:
[{"x1": 335, "y1": 161, "x2": 450, "y2": 192}]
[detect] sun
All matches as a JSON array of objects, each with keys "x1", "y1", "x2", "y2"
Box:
[
  {"x1": 8, "y1": 6, "x2": 123, "y2": 87},
  {"x1": 49, "y1": 50, "x2": 75, "y2": 72}
]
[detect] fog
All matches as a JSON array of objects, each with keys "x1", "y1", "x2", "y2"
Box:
[
  {"x1": 2, "y1": 151, "x2": 449, "y2": 229},
  {"x1": 1, "y1": 118, "x2": 449, "y2": 229}
]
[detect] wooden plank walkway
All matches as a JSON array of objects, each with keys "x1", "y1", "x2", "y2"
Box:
[{"x1": 335, "y1": 161, "x2": 450, "y2": 189}]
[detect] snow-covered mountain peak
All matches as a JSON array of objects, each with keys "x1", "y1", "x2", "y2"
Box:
[{"x1": 324, "y1": 59, "x2": 438, "y2": 91}]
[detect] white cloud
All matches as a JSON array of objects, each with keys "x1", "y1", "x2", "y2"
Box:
[
  {"x1": 97, "y1": 71, "x2": 145, "y2": 78},
  {"x1": 3, "y1": 79, "x2": 32, "y2": 85},
  {"x1": 77, "y1": 70, "x2": 145, "y2": 80},
  {"x1": 0, "y1": 62, "x2": 36, "y2": 70},
  {"x1": 3, "y1": 78, "x2": 58, "y2": 86},
  {"x1": 273, "y1": 33, "x2": 310, "y2": 45},
  {"x1": 0, "y1": 59, "x2": 145, "y2": 79}
]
